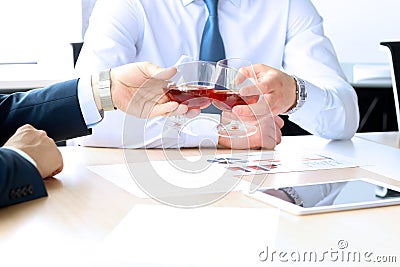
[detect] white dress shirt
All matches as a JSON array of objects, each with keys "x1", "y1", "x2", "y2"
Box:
[{"x1": 73, "y1": 0, "x2": 359, "y2": 148}]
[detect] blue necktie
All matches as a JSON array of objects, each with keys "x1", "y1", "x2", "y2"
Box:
[
  {"x1": 200, "y1": 0, "x2": 225, "y2": 62},
  {"x1": 200, "y1": 0, "x2": 225, "y2": 114}
]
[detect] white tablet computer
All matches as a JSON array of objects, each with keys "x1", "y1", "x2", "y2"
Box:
[{"x1": 244, "y1": 178, "x2": 400, "y2": 215}]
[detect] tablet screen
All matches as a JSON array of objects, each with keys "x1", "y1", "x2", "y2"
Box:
[{"x1": 254, "y1": 179, "x2": 400, "y2": 213}]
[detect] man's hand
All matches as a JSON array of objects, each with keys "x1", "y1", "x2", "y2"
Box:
[
  {"x1": 217, "y1": 63, "x2": 298, "y2": 149},
  {"x1": 218, "y1": 106, "x2": 284, "y2": 150},
  {"x1": 4, "y1": 124, "x2": 63, "y2": 178},
  {"x1": 92, "y1": 62, "x2": 190, "y2": 118},
  {"x1": 239, "y1": 64, "x2": 297, "y2": 115}
]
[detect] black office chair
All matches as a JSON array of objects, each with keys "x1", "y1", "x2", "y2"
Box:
[
  {"x1": 373, "y1": 42, "x2": 400, "y2": 198},
  {"x1": 380, "y1": 41, "x2": 400, "y2": 129},
  {"x1": 280, "y1": 115, "x2": 310, "y2": 136}
]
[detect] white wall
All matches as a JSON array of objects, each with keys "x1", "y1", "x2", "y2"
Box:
[
  {"x1": 0, "y1": 0, "x2": 82, "y2": 44},
  {"x1": 0, "y1": 0, "x2": 82, "y2": 85},
  {"x1": 0, "y1": 0, "x2": 82, "y2": 62},
  {"x1": 311, "y1": 0, "x2": 400, "y2": 64}
]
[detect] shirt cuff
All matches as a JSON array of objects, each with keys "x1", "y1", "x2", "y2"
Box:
[
  {"x1": 288, "y1": 80, "x2": 324, "y2": 119},
  {"x1": 77, "y1": 77, "x2": 103, "y2": 127},
  {"x1": 3, "y1": 146, "x2": 37, "y2": 167},
  {"x1": 286, "y1": 80, "x2": 326, "y2": 131}
]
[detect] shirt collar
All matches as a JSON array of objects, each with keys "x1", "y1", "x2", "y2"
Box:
[{"x1": 181, "y1": 0, "x2": 241, "y2": 8}]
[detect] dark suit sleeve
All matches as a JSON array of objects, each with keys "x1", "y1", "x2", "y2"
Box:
[
  {"x1": 0, "y1": 148, "x2": 47, "y2": 208},
  {"x1": 0, "y1": 79, "x2": 92, "y2": 145}
]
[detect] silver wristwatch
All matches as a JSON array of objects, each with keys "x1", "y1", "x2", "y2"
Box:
[
  {"x1": 98, "y1": 69, "x2": 116, "y2": 111},
  {"x1": 280, "y1": 187, "x2": 304, "y2": 206},
  {"x1": 283, "y1": 75, "x2": 307, "y2": 115}
]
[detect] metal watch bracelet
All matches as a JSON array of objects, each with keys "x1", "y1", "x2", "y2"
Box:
[
  {"x1": 283, "y1": 75, "x2": 307, "y2": 115},
  {"x1": 280, "y1": 187, "x2": 304, "y2": 206},
  {"x1": 98, "y1": 69, "x2": 116, "y2": 111}
]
